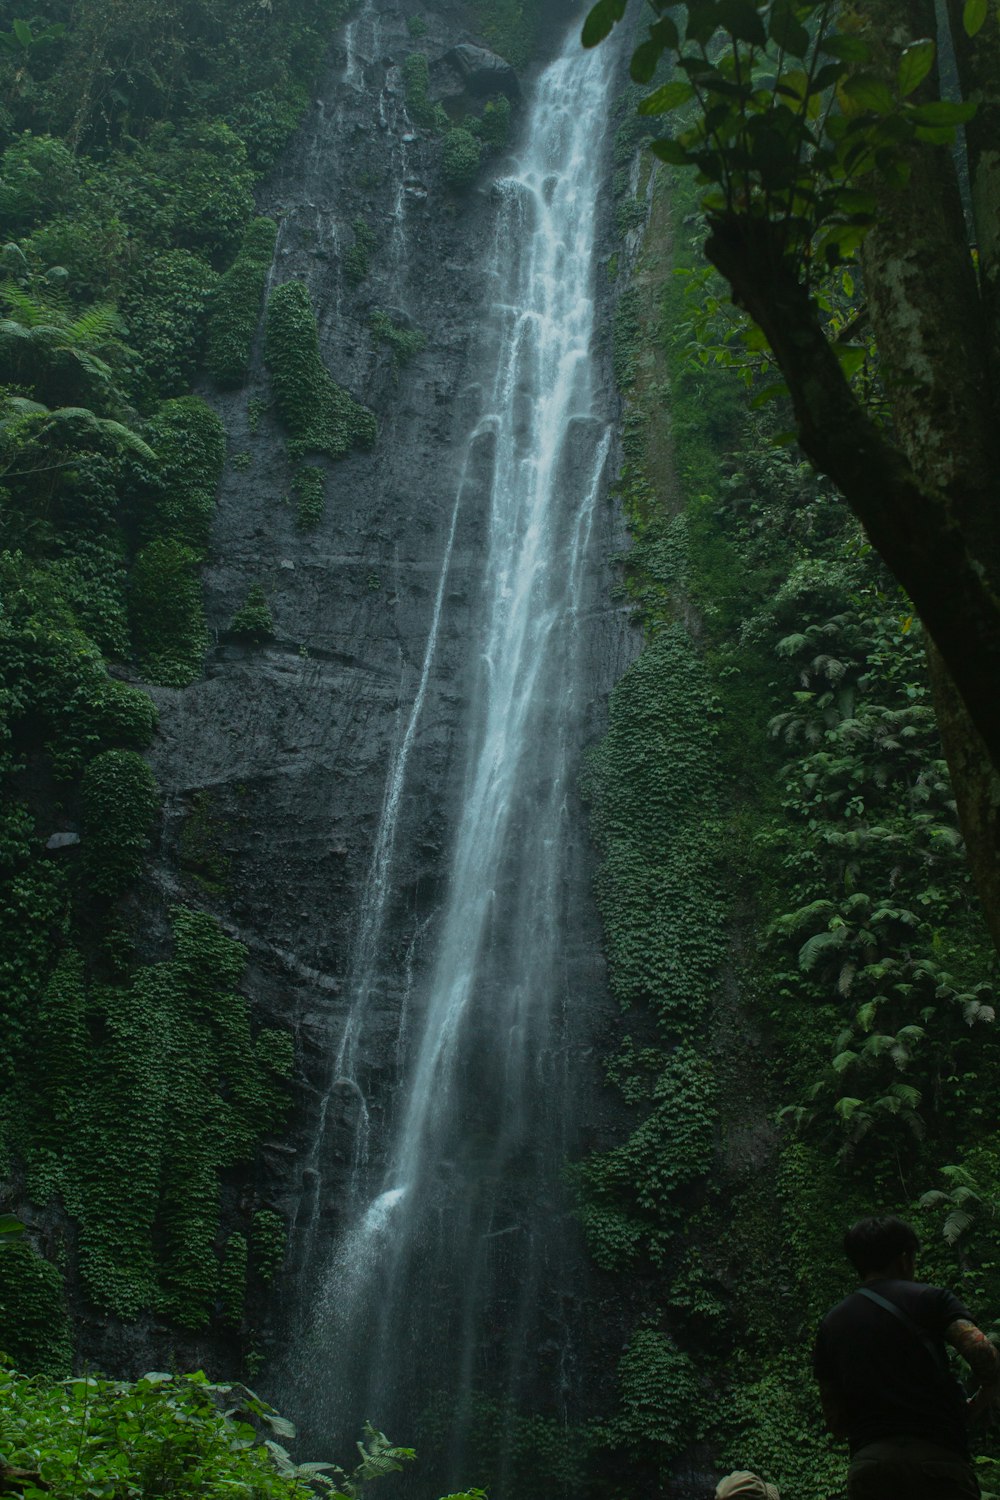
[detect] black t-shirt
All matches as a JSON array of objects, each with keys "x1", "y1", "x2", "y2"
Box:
[{"x1": 813, "y1": 1278, "x2": 972, "y2": 1456}]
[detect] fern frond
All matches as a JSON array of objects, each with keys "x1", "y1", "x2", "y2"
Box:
[
  {"x1": 943, "y1": 1209, "x2": 974, "y2": 1245},
  {"x1": 798, "y1": 926, "x2": 847, "y2": 971},
  {"x1": 66, "y1": 303, "x2": 122, "y2": 347},
  {"x1": 0, "y1": 282, "x2": 54, "y2": 327}
]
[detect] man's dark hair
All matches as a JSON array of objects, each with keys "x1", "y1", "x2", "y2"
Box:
[{"x1": 843, "y1": 1216, "x2": 919, "y2": 1276}]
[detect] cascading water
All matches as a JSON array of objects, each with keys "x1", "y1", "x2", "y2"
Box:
[{"x1": 291, "y1": 21, "x2": 619, "y2": 1494}]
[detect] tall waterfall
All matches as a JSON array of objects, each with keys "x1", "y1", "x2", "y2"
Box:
[{"x1": 293, "y1": 23, "x2": 618, "y2": 1493}]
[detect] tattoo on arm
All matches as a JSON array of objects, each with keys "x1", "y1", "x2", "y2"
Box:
[{"x1": 946, "y1": 1319, "x2": 1000, "y2": 1385}]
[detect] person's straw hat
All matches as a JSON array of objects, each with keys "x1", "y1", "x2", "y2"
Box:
[{"x1": 715, "y1": 1472, "x2": 780, "y2": 1500}]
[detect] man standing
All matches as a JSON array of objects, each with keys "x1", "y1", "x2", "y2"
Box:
[{"x1": 813, "y1": 1216, "x2": 999, "y2": 1499}]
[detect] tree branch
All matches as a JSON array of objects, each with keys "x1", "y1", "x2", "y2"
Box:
[{"x1": 704, "y1": 211, "x2": 1000, "y2": 774}]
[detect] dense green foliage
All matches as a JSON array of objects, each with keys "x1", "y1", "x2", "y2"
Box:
[
  {"x1": 0, "y1": 0, "x2": 350, "y2": 1375},
  {"x1": 583, "y1": 142, "x2": 1000, "y2": 1498},
  {"x1": 465, "y1": 0, "x2": 543, "y2": 69},
  {"x1": 229, "y1": 582, "x2": 276, "y2": 641},
  {"x1": 205, "y1": 217, "x2": 279, "y2": 387},
  {"x1": 403, "y1": 52, "x2": 447, "y2": 131},
  {"x1": 0, "y1": 1368, "x2": 484, "y2": 1500},
  {"x1": 344, "y1": 217, "x2": 376, "y2": 286},
  {"x1": 264, "y1": 280, "x2": 376, "y2": 459},
  {"x1": 441, "y1": 127, "x2": 482, "y2": 189},
  {"x1": 370, "y1": 311, "x2": 426, "y2": 372},
  {"x1": 2, "y1": 908, "x2": 292, "y2": 1340},
  {"x1": 293, "y1": 465, "x2": 326, "y2": 531}
]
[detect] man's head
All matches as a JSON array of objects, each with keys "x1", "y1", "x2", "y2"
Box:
[
  {"x1": 843, "y1": 1216, "x2": 919, "y2": 1279},
  {"x1": 715, "y1": 1473, "x2": 780, "y2": 1500}
]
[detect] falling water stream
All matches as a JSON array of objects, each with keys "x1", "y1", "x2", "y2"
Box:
[{"x1": 293, "y1": 22, "x2": 617, "y2": 1493}]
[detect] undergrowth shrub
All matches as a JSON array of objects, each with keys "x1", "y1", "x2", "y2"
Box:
[
  {"x1": 204, "y1": 217, "x2": 278, "y2": 386},
  {"x1": 143, "y1": 395, "x2": 225, "y2": 555},
  {"x1": 293, "y1": 466, "x2": 325, "y2": 530},
  {"x1": 129, "y1": 537, "x2": 209, "y2": 686},
  {"x1": 80, "y1": 748, "x2": 159, "y2": 899},
  {"x1": 264, "y1": 280, "x2": 376, "y2": 459},
  {"x1": 119, "y1": 249, "x2": 218, "y2": 406},
  {"x1": 229, "y1": 583, "x2": 274, "y2": 641},
  {"x1": 442, "y1": 128, "x2": 482, "y2": 189}
]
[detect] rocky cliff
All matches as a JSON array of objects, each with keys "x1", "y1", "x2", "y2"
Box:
[{"x1": 117, "y1": 0, "x2": 639, "y2": 1477}]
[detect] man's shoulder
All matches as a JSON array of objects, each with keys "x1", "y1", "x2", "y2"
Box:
[{"x1": 892, "y1": 1279, "x2": 972, "y2": 1327}]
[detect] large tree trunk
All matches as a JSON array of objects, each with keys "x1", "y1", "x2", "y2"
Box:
[
  {"x1": 858, "y1": 0, "x2": 1000, "y2": 952},
  {"x1": 704, "y1": 0, "x2": 1000, "y2": 950}
]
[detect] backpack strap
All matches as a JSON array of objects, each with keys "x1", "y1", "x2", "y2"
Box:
[{"x1": 857, "y1": 1286, "x2": 950, "y2": 1373}]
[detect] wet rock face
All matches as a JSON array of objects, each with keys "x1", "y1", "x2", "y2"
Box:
[
  {"x1": 441, "y1": 42, "x2": 522, "y2": 97},
  {"x1": 139, "y1": 0, "x2": 637, "y2": 1428}
]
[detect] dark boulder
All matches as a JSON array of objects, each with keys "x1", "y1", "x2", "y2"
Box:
[{"x1": 442, "y1": 43, "x2": 520, "y2": 99}]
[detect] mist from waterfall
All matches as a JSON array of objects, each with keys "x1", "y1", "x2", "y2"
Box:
[{"x1": 292, "y1": 22, "x2": 617, "y2": 1493}]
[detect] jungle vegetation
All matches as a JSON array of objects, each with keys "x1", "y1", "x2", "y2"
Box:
[
  {"x1": 2, "y1": 0, "x2": 1000, "y2": 1496},
  {"x1": 585, "y1": 0, "x2": 1000, "y2": 956},
  {"x1": 570, "y1": 0, "x2": 1000, "y2": 1495}
]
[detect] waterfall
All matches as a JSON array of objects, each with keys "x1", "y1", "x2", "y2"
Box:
[{"x1": 291, "y1": 22, "x2": 617, "y2": 1494}]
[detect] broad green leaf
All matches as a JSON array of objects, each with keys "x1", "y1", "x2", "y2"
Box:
[
  {"x1": 686, "y1": 0, "x2": 723, "y2": 45},
  {"x1": 650, "y1": 15, "x2": 681, "y2": 50},
  {"x1": 751, "y1": 380, "x2": 789, "y2": 407},
  {"x1": 963, "y1": 0, "x2": 988, "y2": 34},
  {"x1": 717, "y1": 0, "x2": 768, "y2": 46},
  {"x1": 768, "y1": 2, "x2": 811, "y2": 58},
  {"x1": 650, "y1": 137, "x2": 692, "y2": 164},
  {"x1": 823, "y1": 33, "x2": 871, "y2": 61},
  {"x1": 581, "y1": 0, "x2": 626, "y2": 48},
  {"x1": 813, "y1": 60, "x2": 847, "y2": 89},
  {"x1": 834, "y1": 187, "x2": 877, "y2": 213},
  {"x1": 914, "y1": 123, "x2": 959, "y2": 144},
  {"x1": 841, "y1": 74, "x2": 895, "y2": 113},
  {"x1": 12, "y1": 18, "x2": 32, "y2": 45},
  {"x1": 907, "y1": 98, "x2": 978, "y2": 125},
  {"x1": 639, "y1": 80, "x2": 696, "y2": 115},
  {"x1": 836, "y1": 345, "x2": 867, "y2": 378},
  {"x1": 775, "y1": 68, "x2": 810, "y2": 102},
  {"x1": 630, "y1": 39, "x2": 662, "y2": 82},
  {"x1": 897, "y1": 38, "x2": 935, "y2": 96}
]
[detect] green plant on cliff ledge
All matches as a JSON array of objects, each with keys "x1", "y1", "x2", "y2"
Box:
[
  {"x1": 205, "y1": 217, "x2": 278, "y2": 388},
  {"x1": 129, "y1": 536, "x2": 209, "y2": 686},
  {"x1": 141, "y1": 396, "x2": 225, "y2": 556},
  {"x1": 291, "y1": 465, "x2": 325, "y2": 530},
  {"x1": 403, "y1": 52, "x2": 448, "y2": 130},
  {"x1": 370, "y1": 311, "x2": 426, "y2": 372},
  {"x1": 465, "y1": 0, "x2": 541, "y2": 68},
  {"x1": 344, "y1": 217, "x2": 377, "y2": 286},
  {"x1": 264, "y1": 281, "x2": 376, "y2": 459},
  {"x1": 442, "y1": 128, "x2": 482, "y2": 189},
  {"x1": 229, "y1": 583, "x2": 274, "y2": 642},
  {"x1": 80, "y1": 749, "x2": 160, "y2": 899}
]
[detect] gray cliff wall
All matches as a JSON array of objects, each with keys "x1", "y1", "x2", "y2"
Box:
[{"x1": 118, "y1": 0, "x2": 639, "y2": 1410}]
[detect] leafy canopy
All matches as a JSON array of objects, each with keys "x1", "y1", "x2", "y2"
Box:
[{"x1": 583, "y1": 0, "x2": 976, "y2": 278}]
